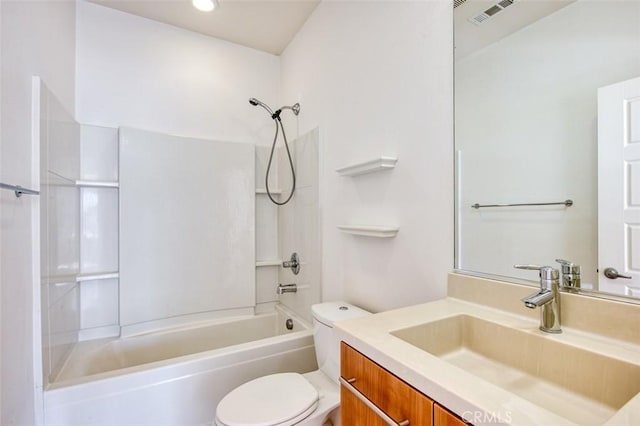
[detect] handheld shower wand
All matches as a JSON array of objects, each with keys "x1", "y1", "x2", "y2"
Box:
[
  {"x1": 249, "y1": 97, "x2": 273, "y2": 113},
  {"x1": 249, "y1": 97, "x2": 300, "y2": 205}
]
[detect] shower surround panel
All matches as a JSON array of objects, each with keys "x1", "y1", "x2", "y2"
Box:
[{"x1": 119, "y1": 128, "x2": 255, "y2": 329}]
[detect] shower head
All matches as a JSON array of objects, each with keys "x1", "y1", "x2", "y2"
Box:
[
  {"x1": 248, "y1": 97, "x2": 274, "y2": 115},
  {"x1": 274, "y1": 103, "x2": 301, "y2": 118},
  {"x1": 282, "y1": 103, "x2": 300, "y2": 116}
]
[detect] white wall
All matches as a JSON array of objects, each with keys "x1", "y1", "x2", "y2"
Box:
[
  {"x1": 456, "y1": 0, "x2": 640, "y2": 285},
  {"x1": 281, "y1": 0, "x2": 454, "y2": 312},
  {"x1": 76, "y1": 1, "x2": 280, "y2": 145},
  {"x1": 0, "y1": 1, "x2": 76, "y2": 424}
]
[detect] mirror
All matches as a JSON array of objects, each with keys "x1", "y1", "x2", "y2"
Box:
[{"x1": 454, "y1": 0, "x2": 640, "y2": 298}]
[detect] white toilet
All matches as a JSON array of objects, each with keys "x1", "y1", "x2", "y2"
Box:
[{"x1": 215, "y1": 302, "x2": 370, "y2": 426}]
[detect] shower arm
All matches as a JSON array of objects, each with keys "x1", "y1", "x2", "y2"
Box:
[
  {"x1": 280, "y1": 103, "x2": 300, "y2": 115},
  {"x1": 270, "y1": 104, "x2": 301, "y2": 121}
]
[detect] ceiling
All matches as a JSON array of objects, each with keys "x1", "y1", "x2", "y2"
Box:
[
  {"x1": 89, "y1": 0, "x2": 321, "y2": 55},
  {"x1": 455, "y1": 0, "x2": 576, "y2": 60}
]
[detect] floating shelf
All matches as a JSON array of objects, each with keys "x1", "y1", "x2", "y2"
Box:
[
  {"x1": 336, "y1": 157, "x2": 398, "y2": 177},
  {"x1": 43, "y1": 271, "x2": 120, "y2": 284},
  {"x1": 76, "y1": 272, "x2": 119, "y2": 282},
  {"x1": 76, "y1": 180, "x2": 119, "y2": 188},
  {"x1": 256, "y1": 260, "x2": 282, "y2": 267},
  {"x1": 338, "y1": 225, "x2": 399, "y2": 238},
  {"x1": 42, "y1": 274, "x2": 77, "y2": 284},
  {"x1": 256, "y1": 188, "x2": 282, "y2": 195}
]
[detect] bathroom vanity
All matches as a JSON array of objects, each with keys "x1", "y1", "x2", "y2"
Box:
[{"x1": 336, "y1": 273, "x2": 640, "y2": 426}]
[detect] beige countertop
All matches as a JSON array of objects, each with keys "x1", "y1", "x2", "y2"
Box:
[{"x1": 334, "y1": 297, "x2": 640, "y2": 426}]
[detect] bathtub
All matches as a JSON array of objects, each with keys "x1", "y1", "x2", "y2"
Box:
[{"x1": 44, "y1": 304, "x2": 317, "y2": 426}]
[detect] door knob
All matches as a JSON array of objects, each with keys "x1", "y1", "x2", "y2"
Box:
[{"x1": 603, "y1": 267, "x2": 632, "y2": 279}]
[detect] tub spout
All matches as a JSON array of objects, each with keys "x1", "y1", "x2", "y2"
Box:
[{"x1": 277, "y1": 283, "x2": 297, "y2": 295}]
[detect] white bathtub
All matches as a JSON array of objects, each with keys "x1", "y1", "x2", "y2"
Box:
[{"x1": 44, "y1": 305, "x2": 317, "y2": 425}]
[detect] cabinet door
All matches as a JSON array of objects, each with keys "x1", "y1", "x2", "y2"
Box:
[
  {"x1": 340, "y1": 385, "x2": 387, "y2": 426},
  {"x1": 434, "y1": 403, "x2": 468, "y2": 426},
  {"x1": 341, "y1": 342, "x2": 433, "y2": 425}
]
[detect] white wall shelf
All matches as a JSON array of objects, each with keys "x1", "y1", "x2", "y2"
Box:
[
  {"x1": 336, "y1": 157, "x2": 398, "y2": 177},
  {"x1": 76, "y1": 272, "x2": 119, "y2": 282},
  {"x1": 338, "y1": 225, "x2": 399, "y2": 238},
  {"x1": 256, "y1": 260, "x2": 282, "y2": 267},
  {"x1": 42, "y1": 271, "x2": 120, "y2": 283},
  {"x1": 43, "y1": 274, "x2": 78, "y2": 284},
  {"x1": 256, "y1": 188, "x2": 282, "y2": 195},
  {"x1": 76, "y1": 180, "x2": 119, "y2": 188}
]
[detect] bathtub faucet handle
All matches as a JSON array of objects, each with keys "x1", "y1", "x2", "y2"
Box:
[
  {"x1": 277, "y1": 283, "x2": 297, "y2": 295},
  {"x1": 282, "y1": 252, "x2": 300, "y2": 275}
]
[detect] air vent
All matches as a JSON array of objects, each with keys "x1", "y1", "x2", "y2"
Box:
[
  {"x1": 469, "y1": 13, "x2": 490, "y2": 25},
  {"x1": 453, "y1": 0, "x2": 468, "y2": 8},
  {"x1": 468, "y1": 0, "x2": 516, "y2": 26}
]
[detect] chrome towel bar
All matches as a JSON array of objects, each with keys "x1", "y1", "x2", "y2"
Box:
[
  {"x1": 0, "y1": 182, "x2": 40, "y2": 198},
  {"x1": 471, "y1": 199, "x2": 573, "y2": 209}
]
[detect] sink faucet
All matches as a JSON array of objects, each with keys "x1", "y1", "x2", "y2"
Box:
[
  {"x1": 556, "y1": 259, "x2": 581, "y2": 291},
  {"x1": 514, "y1": 265, "x2": 562, "y2": 334}
]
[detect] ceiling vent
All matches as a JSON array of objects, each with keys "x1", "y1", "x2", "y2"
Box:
[
  {"x1": 454, "y1": 0, "x2": 468, "y2": 8},
  {"x1": 468, "y1": 0, "x2": 515, "y2": 25}
]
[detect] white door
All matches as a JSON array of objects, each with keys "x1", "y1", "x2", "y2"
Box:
[{"x1": 598, "y1": 76, "x2": 640, "y2": 296}]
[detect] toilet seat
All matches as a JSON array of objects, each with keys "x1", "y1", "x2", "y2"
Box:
[{"x1": 215, "y1": 373, "x2": 319, "y2": 426}]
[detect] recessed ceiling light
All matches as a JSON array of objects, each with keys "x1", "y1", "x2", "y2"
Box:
[{"x1": 192, "y1": 0, "x2": 218, "y2": 12}]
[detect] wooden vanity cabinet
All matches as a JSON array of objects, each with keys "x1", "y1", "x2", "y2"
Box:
[
  {"x1": 340, "y1": 342, "x2": 469, "y2": 426},
  {"x1": 340, "y1": 385, "x2": 388, "y2": 426},
  {"x1": 434, "y1": 404, "x2": 468, "y2": 426}
]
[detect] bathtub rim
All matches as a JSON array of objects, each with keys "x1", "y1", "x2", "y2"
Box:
[{"x1": 48, "y1": 304, "x2": 313, "y2": 390}]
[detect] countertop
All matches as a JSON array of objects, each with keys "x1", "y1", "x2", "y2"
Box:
[{"x1": 334, "y1": 297, "x2": 640, "y2": 426}]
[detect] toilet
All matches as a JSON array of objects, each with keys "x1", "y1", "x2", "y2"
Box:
[{"x1": 215, "y1": 302, "x2": 370, "y2": 426}]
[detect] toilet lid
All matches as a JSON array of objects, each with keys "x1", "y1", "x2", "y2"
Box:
[{"x1": 216, "y1": 373, "x2": 319, "y2": 426}]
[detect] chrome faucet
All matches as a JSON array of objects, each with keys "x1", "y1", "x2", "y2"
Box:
[
  {"x1": 514, "y1": 264, "x2": 562, "y2": 334},
  {"x1": 277, "y1": 283, "x2": 297, "y2": 294},
  {"x1": 556, "y1": 259, "x2": 581, "y2": 291}
]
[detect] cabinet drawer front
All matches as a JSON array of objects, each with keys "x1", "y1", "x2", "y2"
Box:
[
  {"x1": 341, "y1": 385, "x2": 389, "y2": 426},
  {"x1": 434, "y1": 403, "x2": 469, "y2": 426},
  {"x1": 341, "y1": 342, "x2": 433, "y2": 425}
]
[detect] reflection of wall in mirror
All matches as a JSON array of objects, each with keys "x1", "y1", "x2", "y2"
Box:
[{"x1": 456, "y1": 0, "x2": 640, "y2": 288}]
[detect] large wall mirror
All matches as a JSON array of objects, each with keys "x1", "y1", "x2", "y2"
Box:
[{"x1": 454, "y1": 0, "x2": 640, "y2": 299}]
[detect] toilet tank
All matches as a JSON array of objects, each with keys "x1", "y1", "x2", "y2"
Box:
[{"x1": 311, "y1": 302, "x2": 370, "y2": 383}]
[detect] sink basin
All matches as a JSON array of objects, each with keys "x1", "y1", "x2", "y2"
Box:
[{"x1": 391, "y1": 314, "x2": 640, "y2": 425}]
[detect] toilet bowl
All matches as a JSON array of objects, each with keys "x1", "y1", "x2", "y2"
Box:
[{"x1": 215, "y1": 302, "x2": 370, "y2": 426}]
